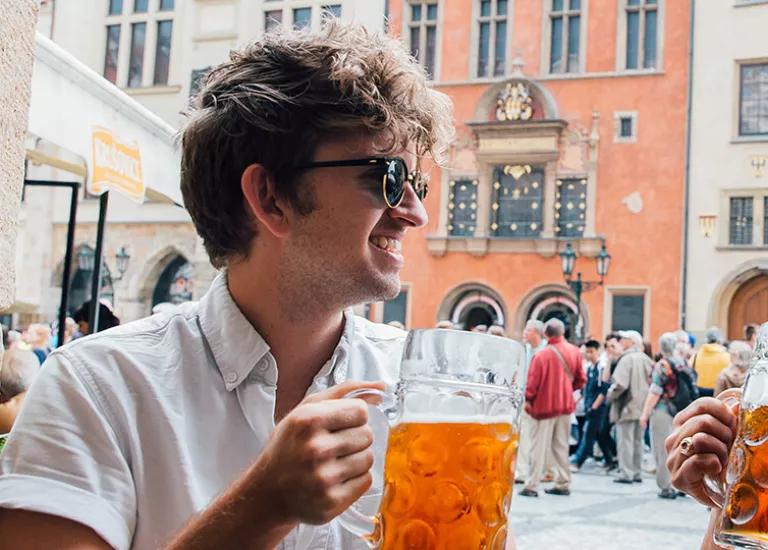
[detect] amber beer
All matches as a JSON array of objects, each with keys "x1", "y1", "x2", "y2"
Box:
[
  {"x1": 373, "y1": 421, "x2": 518, "y2": 550},
  {"x1": 717, "y1": 404, "x2": 768, "y2": 545}
]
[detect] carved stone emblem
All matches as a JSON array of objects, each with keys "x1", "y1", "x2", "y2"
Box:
[{"x1": 495, "y1": 82, "x2": 534, "y2": 122}]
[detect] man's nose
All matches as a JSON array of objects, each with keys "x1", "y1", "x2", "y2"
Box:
[{"x1": 389, "y1": 183, "x2": 428, "y2": 228}]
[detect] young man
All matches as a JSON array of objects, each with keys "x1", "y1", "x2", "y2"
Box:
[
  {"x1": 570, "y1": 340, "x2": 616, "y2": 470},
  {"x1": 0, "y1": 23, "x2": 453, "y2": 549}
]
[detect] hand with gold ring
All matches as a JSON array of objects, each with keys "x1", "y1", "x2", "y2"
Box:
[{"x1": 664, "y1": 397, "x2": 738, "y2": 507}]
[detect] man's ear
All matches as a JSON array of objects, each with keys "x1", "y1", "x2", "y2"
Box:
[{"x1": 241, "y1": 164, "x2": 291, "y2": 238}]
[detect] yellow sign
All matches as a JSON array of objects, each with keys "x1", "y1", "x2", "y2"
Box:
[{"x1": 90, "y1": 126, "x2": 145, "y2": 202}]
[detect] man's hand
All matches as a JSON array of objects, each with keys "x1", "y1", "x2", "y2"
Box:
[
  {"x1": 251, "y1": 380, "x2": 383, "y2": 526},
  {"x1": 665, "y1": 397, "x2": 738, "y2": 507}
]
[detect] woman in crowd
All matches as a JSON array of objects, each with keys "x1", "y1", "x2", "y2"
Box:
[{"x1": 714, "y1": 340, "x2": 752, "y2": 395}]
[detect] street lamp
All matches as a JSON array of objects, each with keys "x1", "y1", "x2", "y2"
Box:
[
  {"x1": 76, "y1": 244, "x2": 130, "y2": 281},
  {"x1": 559, "y1": 242, "x2": 611, "y2": 341}
]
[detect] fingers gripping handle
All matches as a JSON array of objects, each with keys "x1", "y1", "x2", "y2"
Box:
[
  {"x1": 337, "y1": 388, "x2": 395, "y2": 546},
  {"x1": 704, "y1": 388, "x2": 742, "y2": 509}
]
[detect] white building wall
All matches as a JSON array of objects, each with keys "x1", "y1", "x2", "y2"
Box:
[{"x1": 686, "y1": 1, "x2": 768, "y2": 336}]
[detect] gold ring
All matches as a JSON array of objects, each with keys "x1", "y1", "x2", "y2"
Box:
[{"x1": 679, "y1": 436, "x2": 695, "y2": 456}]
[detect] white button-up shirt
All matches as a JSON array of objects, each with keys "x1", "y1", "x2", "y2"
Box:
[{"x1": 0, "y1": 274, "x2": 405, "y2": 549}]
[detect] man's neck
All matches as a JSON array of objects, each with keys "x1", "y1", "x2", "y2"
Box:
[{"x1": 227, "y1": 262, "x2": 346, "y2": 416}]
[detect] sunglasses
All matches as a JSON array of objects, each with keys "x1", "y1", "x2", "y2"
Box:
[{"x1": 298, "y1": 156, "x2": 429, "y2": 208}]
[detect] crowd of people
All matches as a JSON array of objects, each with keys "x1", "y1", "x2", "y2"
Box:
[{"x1": 424, "y1": 317, "x2": 756, "y2": 502}]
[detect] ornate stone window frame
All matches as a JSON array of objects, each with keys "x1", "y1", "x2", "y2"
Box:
[{"x1": 428, "y1": 79, "x2": 602, "y2": 258}]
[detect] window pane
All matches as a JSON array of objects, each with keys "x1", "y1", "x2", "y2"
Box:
[
  {"x1": 643, "y1": 10, "x2": 657, "y2": 69},
  {"x1": 383, "y1": 290, "x2": 408, "y2": 325},
  {"x1": 612, "y1": 295, "x2": 644, "y2": 333},
  {"x1": 448, "y1": 180, "x2": 478, "y2": 237},
  {"x1": 480, "y1": 0, "x2": 491, "y2": 17},
  {"x1": 108, "y1": 0, "x2": 123, "y2": 15},
  {"x1": 626, "y1": 11, "x2": 639, "y2": 69},
  {"x1": 265, "y1": 10, "x2": 282, "y2": 32},
  {"x1": 729, "y1": 197, "x2": 754, "y2": 245},
  {"x1": 491, "y1": 166, "x2": 544, "y2": 238},
  {"x1": 410, "y1": 26, "x2": 420, "y2": 59},
  {"x1": 427, "y1": 3, "x2": 438, "y2": 20},
  {"x1": 628, "y1": 0, "x2": 641, "y2": 5},
  {"x1": 477, "y1": 21, "x2": 490, "y2": 77},
  {"x1": 555, "y1": 178, "x2": 587, "y2": 238},
  {"x1": 569, "y1": 0, "x2": 581, "y2": 9},
  {"x1": 159, "y1": 0, "x2": 174, "y2": 10},
  {"x1": 553, "y1": 0, "x2": 564, "y2": 11},
  {"x1": 128, "y1": 22, "x2": 146, "y2": 88},
  {"x1": 293, "y1": 7, "x2": 311, "y2": 29},
  {"x1": 411, "y1": 4, "x2": 422, "y2": 21},
  {"x1": 425, "y1": 25, "x2": 437, "y2": 78},
  {"x1": 550, "y1": 16, "x2": 563, "y2": 73},
  {"x1": 493, "y1": 20, "x2": 507, "y2": 76},
  {"x1": 133, "y1": 0, "x2": 148, "y2": 13},
  {"x1": 740, "y1": 64, "x2": 768, "y2": 136},
  {"x1": 620, "y1": 116, "x2": 634, "y2": 137},
  {"x1": 153, "y1": 20, "x2": 172, "y2": 85},
  {"x1": 322, "y1": 4, "x2": 342, "y2": 18},
  {"x1": 103, "y1": 25, "x2": 121, "y2": 84},
  {"x1": 497, "y1": 0, "x2": 508, "y2": 16},
  {"x1": 764, "y1": 197, "x2": 768, "y2": 245},
  {"x1": 646, "y1": 0, "x2": 657, "y2": 4},
  {"x1": 567, "y1": 15, "x2": 580, "y2": 72},
  {"x1": 189, "y1": 67, "x2": 211, "y2": 98}
]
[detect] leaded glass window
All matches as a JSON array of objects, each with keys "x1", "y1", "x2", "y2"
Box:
[
  {"x1": 555, "y1": 178, "x2": 587, "y2": 238},
  {"x1": 729, "y1": 197, "x2": 753, "y2": 245},
  {"x1": 448, "y1": 179, "x2": 478, "y2": 237},
  {"x1": 740, "y1": 63, "x2": 768, "y2": 136},
  {"x1": 490, "y1": 165, "x2": 544, "y2": 238}
]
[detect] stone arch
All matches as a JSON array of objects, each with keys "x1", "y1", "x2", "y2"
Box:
[
  {"x1": 436, "y1": 282, "x2": 508, "y2": 330},
  {"x1": 130, "y1": 245, "x2": 193, "y2": 307},
  {"x1": 708, "y1": 259, "x2": 768, "y2": 337},
  {"x1": 514, "y1": 283, "x2": 590, "y2": 341},
  {"x1": 473, "y1": 78, "x2": 560, "y2": 123}
]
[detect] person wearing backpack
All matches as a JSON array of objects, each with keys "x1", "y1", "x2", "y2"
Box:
[{"x1": 639, "y1": 332, "x2": 699, "y2": 499}]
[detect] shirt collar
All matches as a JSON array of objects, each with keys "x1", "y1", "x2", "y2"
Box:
[
  {"x1": 198, "y1": 272, "x2": 271, "y2": 391},
  {"x1": 197, "y1": 272, "x2": 357, "y2": 392}
]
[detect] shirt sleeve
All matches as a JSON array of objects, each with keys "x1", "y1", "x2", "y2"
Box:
[
  {"x1": 0, "y1": 350, "x2": 136, "y2": 550},
  {"x1": 525, "y1": 355, "x2": 542, "y2": 403},
  {"x1": 649, "y1": 362, "x2": 666, "y2": 395}
]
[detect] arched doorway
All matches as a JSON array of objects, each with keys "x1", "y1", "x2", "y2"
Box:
[
  {"x1": 728, "y1": 274, "x2": 768, "y2": 340},
  {"x1": 438, "y1": 284, "x2": 507, "y2": 331},
  {"x1": 152, "y1": 256, "x2": 193, "y2": 309},
  {"x1": 527, "y1": 292, "x2": 582, "y2": 341}
]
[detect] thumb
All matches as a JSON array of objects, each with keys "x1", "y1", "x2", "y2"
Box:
[{"x1": 302, "y1": 380, "x2": 387, "y2": 405}]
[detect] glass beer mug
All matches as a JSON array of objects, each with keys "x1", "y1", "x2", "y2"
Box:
[
  {"x1": 706, "y1": 323, "x2": 768, "y2": 549},
  {"x1": 338, "y1": 328, "x2": 525, "y2": 549}
]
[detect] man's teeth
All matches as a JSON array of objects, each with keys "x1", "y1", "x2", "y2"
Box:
[{"x1": 371, "y1": 236, "x2": 401, "y2": 252}]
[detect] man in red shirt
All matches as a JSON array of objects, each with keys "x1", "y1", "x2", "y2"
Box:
[{"x1": 520, "y1": 318, "x2": 586, "y2": 497}]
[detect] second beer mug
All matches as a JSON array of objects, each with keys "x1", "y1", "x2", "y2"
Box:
[
  {"x1": 339, "y1": 328, "x2": 525, "y2": 549},
  {"x1": 706, "y1": 323, "x2": 768, "y2": 549}
]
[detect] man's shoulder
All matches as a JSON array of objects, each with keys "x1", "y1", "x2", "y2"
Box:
[{"x1": 56, "y1": 302, "x2": 201, "y2": 374}]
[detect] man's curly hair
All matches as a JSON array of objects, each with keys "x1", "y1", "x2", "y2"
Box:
[{"x1": 180, "y1": 21, "x2": 454, "y2": 268}]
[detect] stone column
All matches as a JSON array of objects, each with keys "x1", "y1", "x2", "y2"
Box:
[{"x1": 0, "y1": 0, "x2": 38, "y2": 312}]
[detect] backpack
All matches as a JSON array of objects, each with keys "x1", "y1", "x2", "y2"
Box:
[{"x1": 668, "y1": 360, "x2": 699, "y2": 416}]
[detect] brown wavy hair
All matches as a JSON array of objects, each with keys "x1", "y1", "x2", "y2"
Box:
[{"x1": 180, "y1": 21, "x2": 454, "y2": 268}]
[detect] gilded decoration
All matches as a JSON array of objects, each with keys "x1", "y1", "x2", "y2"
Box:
[{"x1": 495, "y1": 82, "x2": 534, "y2": 122}]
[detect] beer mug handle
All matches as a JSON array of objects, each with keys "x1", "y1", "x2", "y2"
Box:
[
  {"x1": 337, "y1": 388, "x2": 395, "y2": 544},
  {"x1": 703, "y1": 388, "x2": 742, "y2": 509}
]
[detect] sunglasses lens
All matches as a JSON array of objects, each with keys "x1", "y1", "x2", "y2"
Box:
[{"x1": 384, "y1": 159, "x2": 406, "y2": 206}]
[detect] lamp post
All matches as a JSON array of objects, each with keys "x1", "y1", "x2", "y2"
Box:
[{"x1": 559, "y1": 242, "x2": 611, "y2": 341}]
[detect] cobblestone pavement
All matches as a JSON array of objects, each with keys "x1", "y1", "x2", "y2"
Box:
[{"x1": 508, "y1": 459, "x2": 711, "y2": 550}]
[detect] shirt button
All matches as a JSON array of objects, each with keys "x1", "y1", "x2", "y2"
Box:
[
  {"x1": 257, "y1": 362, "x2": 269, "y2": 373},
  {"x1": 224, "y1": 371, "x2": 238, "y2": 384}
]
